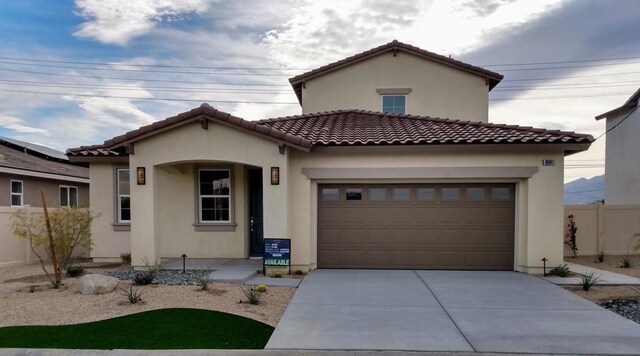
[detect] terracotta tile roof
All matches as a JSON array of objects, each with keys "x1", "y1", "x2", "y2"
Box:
[
  {"x1": 258, "y1": 110, "x2": 594, "y2": 147},
  {"x1": 0, "y1": 144, "x2": 89, "y2": 179},
  {"x1": 67, "y1": 104, "x2": 313, "y2": 157},
  {"x1": 67, "y1": 106, "x2": 593, "y2": 158},
  {"x1": 288, "y1": 40, "x2": 504, "y2": 103}
]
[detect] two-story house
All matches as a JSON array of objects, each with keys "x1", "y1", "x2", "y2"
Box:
[
  {"x1": 67, "y1": 41, "x2": 593, "y2": 273},
  {"x1": 595, "y1": 88, "x2": 640, "y2": 204}
]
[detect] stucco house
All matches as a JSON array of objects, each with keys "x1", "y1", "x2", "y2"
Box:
[
  {"x1": 1, "y1": 137, "x2": 89, "y2": 267},
  {"x1": 67, "y1": 41, "x2": 593, "y2": 273},
  {"x1": 595, "y1": 88, "x2": 640, "y2": 205}
]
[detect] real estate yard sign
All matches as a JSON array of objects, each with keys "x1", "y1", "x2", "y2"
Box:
[{"x1": 263, "y1": 238, "x2": 291, "y2": 275}]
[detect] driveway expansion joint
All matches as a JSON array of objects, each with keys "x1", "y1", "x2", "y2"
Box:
[{"x1": 413, "y1": 270, "x2": 477, "y2": 352}]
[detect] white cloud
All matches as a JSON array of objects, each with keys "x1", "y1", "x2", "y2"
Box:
[
  {"x1": 73, "y1": 0, "x2": 215, "y2": 45},
  {"x1": 0, "y1": 115, "x2": 47, "y2": 134}
]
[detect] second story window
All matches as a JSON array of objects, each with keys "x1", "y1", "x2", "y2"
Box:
[
  {"x1": 116, "y1": 169, "x2": 131, "y2": 223},
  {"x1": 382, "y1": 95, "x2": 406, "y2": 114},
  {"x1": 60, "y1": 186, "x2": 78, "y2": 207},
  {"x1": 10, "y1": 180, "x2": 23, "y2": 207}
]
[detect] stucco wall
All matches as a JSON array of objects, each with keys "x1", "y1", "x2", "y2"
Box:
[
  {"x1": 301, "y1": 51, "x2": 490, "y2": 122},
  {"x1": 127, "y1": 120, "x2": 288, "y2": 266},
  {"x1": 604, "y1": 107, "x2": 640, "y2": 204},
  {"x1": 288, "y1": 149, "x2": 565, "y2": 273},
  {"x1": 89, "y1": 164, "x2": 131, "y2": 262},
  {"x1": 0, "y1": 173, "x2": 89, "y2": 208}
]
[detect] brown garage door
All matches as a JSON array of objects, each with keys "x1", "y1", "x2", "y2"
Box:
[{"x1": 317, "y1": 184, "x2": 515, "y2": 270}]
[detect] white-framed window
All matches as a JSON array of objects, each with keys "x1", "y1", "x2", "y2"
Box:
[
  {"x1": 10, "y1": 180, "x2": 23, "y2": 207},
  {"x1": 198, "y1": 169, "x2": 231, "y2": 223},
  {"x1": 381, "y1": 95, "x2": 406, "y2": 114},
  {"x1": 116, "y1": 169, "x2": 131, "y2": 223},
  {"x1": 59, "y1": 186, "x2": 78, "y2": 207}
]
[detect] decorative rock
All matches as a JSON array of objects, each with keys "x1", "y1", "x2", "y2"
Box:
[
  {"x1": 105, "y1": 270, "x2": 204, "y2": 286},
  {"x1": 600, "y1": 299, "x2": 640, "y2": 324},
  {"x1": 79, "y1": 274, "x2": 119, "y2": 295}
]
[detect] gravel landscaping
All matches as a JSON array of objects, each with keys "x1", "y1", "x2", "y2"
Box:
[
  {"x1": 0, "y1": 263, "x2": 294, "y2": 328},
  {"x1": 105, "y1": 269, "x2": 206, "y2": 285},
  {"x1": 600, "y1": 299, "x2": 640, "y2": 324}
]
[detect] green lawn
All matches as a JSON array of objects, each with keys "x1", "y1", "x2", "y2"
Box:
[{"x1": 0, "y1": 308, "x2": 273, "y2": 350}]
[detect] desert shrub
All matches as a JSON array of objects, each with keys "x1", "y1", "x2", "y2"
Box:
[
  {"x1": 256, "y1": 285, "x2": 267, "y2": 293},
  {"x1": 579, "y1": 271, "x2": 600, "y2": 292},
  {"x1": 564, "y1": 214, "x2": 578, "y2": 258},
  {"x1": 272, "y1": 273, "x2": 282, "y2": 278},
  {"x1": 120, "y1": 252, "x2": 132, "y2": 264},
  {"x1": 597, "y1": 250, "x2": 605, "y2": 263},
  {"x1": 11, "y1": 207, "x2": 97, "y2": 287},
  {"x1": 621, "y1": 257, "x2": 633, "y2": 269},
  {"x1": 294, "y1": 269, "x2": 304, "y2": 275},
  {"x1": 196, "y1": 274, "x2": 211, "y2": 291},
  {"x1": 548, "y1": 264, "x2": 571, "y2": 277},
  {"x1": 133, "y1": 271, "x2": 154, "y2": 285},
  {"x1": 66, "y1": 265, "x2": 85, "y2": 277},
  {"x1": 121, "y1": 286, "x2": 144, "y2": 304},
  {"x1": 241, "y1": 285, "x2": 263, "y2": 305}
]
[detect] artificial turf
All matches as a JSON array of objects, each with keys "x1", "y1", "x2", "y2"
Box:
[{"x1": 0, "y1": 308, "x2": 274, "y2": 350}]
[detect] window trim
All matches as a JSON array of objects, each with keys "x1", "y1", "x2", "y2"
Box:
[
  {"x1": 10, "y1": 180, "x2": 23, "y2": 207},
  {"x1": 115, "y1": 168, "x2": 131, "y2": 224},
  {"x1": 380, "y1": 94, "x2": 408, "y2": 114},
  {"x1": 59, "y1": 185, "x2": 79, "y2": 207},
  {"x1": 195, "y1": 167, "x2": 235, "y2": 227}
]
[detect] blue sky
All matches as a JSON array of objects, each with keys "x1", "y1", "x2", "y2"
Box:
[{"x1": 1, "y1": 0, "x2": 640, "y2": 182}]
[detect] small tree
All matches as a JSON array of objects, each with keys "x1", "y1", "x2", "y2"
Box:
[
  {"x1": 565, "y1": 214, "x2": 578, "y2": 258},
  {"x1": 11, "y1": 206, "x2": 96, "y2": 287}
]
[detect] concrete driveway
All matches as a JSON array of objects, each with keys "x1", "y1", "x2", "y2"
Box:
[{"x1": 266, "y1": 270, "x2": 640, "y2": 354}]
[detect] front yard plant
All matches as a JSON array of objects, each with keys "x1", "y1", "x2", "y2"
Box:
[
  {"x1": 241, "y1": 285, "x2": 263, "y2": 305},
  {"x1": 564, "y1": 214, "x2": 578, "y2": 258},
  {"x1": 65, "y1": 265, "x2": 85, "y2": 277},
  {"x1": 579, "y1": 272, "x2": 600, "y2": 291},
  {"x1": 548, "y1": 264, "x2": 571, "y2": 277},
  {"x1": 10, "y1": 206, "x2": 96, "y2": 288},
  {"x1": 121, "y1": 286, "x2": 144, "y2": 304}
]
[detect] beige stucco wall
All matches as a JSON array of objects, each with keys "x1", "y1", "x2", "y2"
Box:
[
  {"x1": 288, "y1": 149, "x2": 565, "y2": 273},
  {"x1": 89, "y1": 163, "x2": 131, "y2": 262},
  {"x1": 564, "y1": 204, "x2": 640, "y2": 256},
  {"x1": 127, "y1": 120, "x2": 288, "y2": 266},
  {"x1": 604, "y1": 106, "x2": 640, "y2": 204},
  {"x1": 301, "y1": 51, "x2": 490, "y2": 122}
]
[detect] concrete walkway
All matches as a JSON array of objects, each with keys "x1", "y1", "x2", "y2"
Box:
[
  {"x1": 160, "y1": 258, "x2": 262, "y2": 283},
  {"x1": 267, "y1": 270, "x2": 640, "y2": 354},
  {"x1": 543, "y1": 261, "x2": 640, "y2": 285}
]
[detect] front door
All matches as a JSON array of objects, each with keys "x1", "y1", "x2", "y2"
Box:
[{"x1": 248, "y1": 168, "x2": 264, "y2": 256}]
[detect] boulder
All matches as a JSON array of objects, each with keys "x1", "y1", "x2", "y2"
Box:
[{"x1": 79, "y1": 274, "x2": 119, "y2": 295}]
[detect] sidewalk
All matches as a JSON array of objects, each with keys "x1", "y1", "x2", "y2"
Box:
[{"x1": 543, "y1": 262, "x2": 640, "y2": 285}]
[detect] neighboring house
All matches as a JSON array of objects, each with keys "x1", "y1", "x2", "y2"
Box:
[
  {"x1": 595, "y1": 88, "x2": 640, "y2": 205},
  {"x1": 0, "y1": 137, "x2": 89, "y2": 207},
  {"x1": 0, "y1": 137, "x2": 89, "y2": 267},
  {"x1": 67, "y1": 41, "x2": 593, "y2": 273}
]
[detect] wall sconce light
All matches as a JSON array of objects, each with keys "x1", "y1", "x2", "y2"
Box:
[
  {"x1": 136, "y1": 167, "x2": 146, "y2": 185},
  {"x1": 271, "y1": 167, "x2": 280, "y2": 185}
]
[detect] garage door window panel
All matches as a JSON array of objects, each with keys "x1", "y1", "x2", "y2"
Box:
[
  {"x1": 321, "y1": 188, "x2": 340, "y2": 202},
  {"x1": 417, "y1": 188, "x2": 435, "y2": 201},
  {"x1": 392, "y1": 188, "x2": 411, "y2": 201},
  {"x1": 466, "y1": 188, "x2": 485, "y2": 201},
  {"x1": 345, "y1": 188, "x2": 363, "y2": 201},
  {"x1": 368, "y1": 188, "x2": 387, "y2": 201},
  {"x1": 491, "y1": 187, "x2": 511, "y2": 201},
  {"x1": 441, "y1": 188, "x2": 460, "y2": 201}
]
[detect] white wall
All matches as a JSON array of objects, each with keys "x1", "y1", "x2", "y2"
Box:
[
  {"x1": 605, "y1": 106, "x2": 640, "y2": 204},
  {"x1": 301, "y1": 51, "x2": 490, "y2": 122}
]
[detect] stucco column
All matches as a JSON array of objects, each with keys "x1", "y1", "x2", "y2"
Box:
[
  {"x1": 129, "y1": 163, "x2": 159, "y2": 268},
  {"x1": 262, "y1": 161, "x2": 288, "y2": 239}
]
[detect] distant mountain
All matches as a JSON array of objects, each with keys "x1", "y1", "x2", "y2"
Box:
[{"x1": 564, "y1": 175, "x2": 605, "y2": 205}]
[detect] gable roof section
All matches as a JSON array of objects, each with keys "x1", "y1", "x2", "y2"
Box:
[
  {"x1": 288, "y1": 40, "x2": 504, "y2": 103},
  {"x1": 0, "y1": 143, "x2": 89, "y2": 179},
  {"x1": 68, "y1": 106, "x2": 593, "y2": 159},
  {"x1": 595, "y1": 88, "x2": 640, "y2": 120},
  {"x1": 67, "y1": 104, "x2": 313, "y2": 158},
  {"x1": 258, "y1": 110, "x2": 593, "y2": 147}
]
